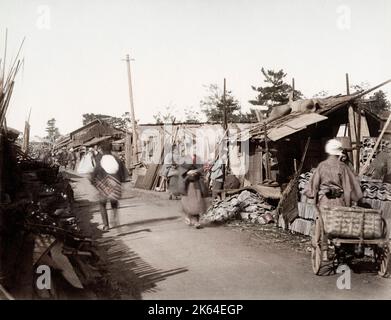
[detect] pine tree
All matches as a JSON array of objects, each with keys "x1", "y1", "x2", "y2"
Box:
[
  {"x1": 249, "y1": 68, "x2": 303, "y2": 113},
  {"x1": 200, "y1": 84, "x2": 243, "y2": 122},
  {"x1": 45, "y1": 118, "x2": 60, "y2": 143}
]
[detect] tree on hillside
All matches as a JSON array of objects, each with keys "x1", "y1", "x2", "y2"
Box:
[
  {"x1": 249, "y1": 68, "x2": 304, "y2": 114},
  {"x1": 45, "y1": 118, "x2": 60, "y2": 143},
  {"x1": 200, "y1": 84, "x2": 254, "y2": 122}
]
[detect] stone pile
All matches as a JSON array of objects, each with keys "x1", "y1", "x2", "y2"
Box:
[{"x1": 201, "y1": 190, "x2": 275, "y2": 225}]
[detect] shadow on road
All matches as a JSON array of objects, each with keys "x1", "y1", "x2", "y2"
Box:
[
  {"x1": 73, "y1": 198, "x2": 188, "y2": 299},
  {"x1": 112, "y1": 216, "x2": 181, "y2": 230}
]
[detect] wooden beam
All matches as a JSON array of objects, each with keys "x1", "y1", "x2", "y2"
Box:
[
  {"x1": 355, "y1": 104, "x2": 361, "y2": 174},
  {"x1": 348, "y1": 106, "x2": 358, "y2": 170}
]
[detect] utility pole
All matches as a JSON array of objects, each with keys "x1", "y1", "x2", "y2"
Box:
[{"x1": 124, "y1": 54, "x2": 138, "y2": 165}]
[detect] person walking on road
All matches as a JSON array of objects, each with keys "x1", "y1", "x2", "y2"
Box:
[
  {"x1": 178, "y1": 152, "x2": 208, "y2": 229},
  {"x1": 90, "y1": 143, "x2": 128, "y2": 231}
]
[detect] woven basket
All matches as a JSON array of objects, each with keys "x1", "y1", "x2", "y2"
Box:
[{"x1": 320, "y1": 206, "x2": 384, "y2": 239}]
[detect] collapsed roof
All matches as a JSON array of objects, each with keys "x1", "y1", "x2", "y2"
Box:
[{"x1": 245, "y1": 79, "x2": 391, "y2": 142}]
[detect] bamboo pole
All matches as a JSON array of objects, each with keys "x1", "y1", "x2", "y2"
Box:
[{"x1": 2, "y1": 29, "x2": 7, "y2": 91}]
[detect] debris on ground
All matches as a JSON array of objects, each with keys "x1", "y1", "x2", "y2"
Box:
[
  {"x1": 200, "y1": 190, "x2": 276, "y2": 225},
  {"x1": 227, "y1": 220, "x2": 312, "y2": 254}
]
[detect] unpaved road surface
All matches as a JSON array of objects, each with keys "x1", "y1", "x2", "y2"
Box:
[{"x1": 69, "y1": 173, "x2": 391, "y2": 300}]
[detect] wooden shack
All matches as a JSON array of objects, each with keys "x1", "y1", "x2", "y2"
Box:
[
  {"x1": 55, "y1": 119, "x2": 125, "y2": 151},
  {"x1": 244, "y1": 93, "x2": 387, "y2": 186}
]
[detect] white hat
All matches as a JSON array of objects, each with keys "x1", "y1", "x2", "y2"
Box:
[
  {"x1": 325, "y1": 139, "x2": 343, "y2": 156},
  {"x1": 101, "y1": 155, "x2": 119, "y2": 174}
]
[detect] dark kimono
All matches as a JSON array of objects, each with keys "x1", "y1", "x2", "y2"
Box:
[
  {"x1": 178, "y1": 157, "x2": 208, "y2": 217},
  {"x1": 305, "y1": 156, "x2": 363, "y2": 207}
]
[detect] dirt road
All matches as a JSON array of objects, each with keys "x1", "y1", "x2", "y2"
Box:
[{"x1": 69, "y1": 173, "x2": 391, "y2": 300}]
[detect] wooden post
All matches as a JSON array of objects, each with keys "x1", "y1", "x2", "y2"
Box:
[
  {"x1": 346, "y1": 73, "x2": 350, "y2": 95},
  {"x1": 263, "y1": 122, "x2": 271, "y2": 180},
  {"x1": 223, "y1": 78, "x2": 227, "y2": 132},
  {"x1": 355, "y1": 104, "x2": 361, "y2": 174},
  {"x1": 125, "y1": 131, "x2": 132, "y2": 169},
  {"x1": 22, "y1": 108, "x2": 31, "y2": 154},
  {"x1": 292, "y1": 78, "x2": 295, "y2": 100},
  {"x1": 125, "y1": 54, "x2": 138, "y2": 164},
  {"x1": 222, "y1": 78, "x2": 230, "y2": 178},
  {"x1": 259, "y1": 148, "x2": 264, "y2": 183},
  {"x1": 346, "y1": 73, "x2": 359, "y2": 171}
]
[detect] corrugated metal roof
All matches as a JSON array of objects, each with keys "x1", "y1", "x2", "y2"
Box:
[{"x1": 267, "y1": 113, "x2": 327, "y2": 141}]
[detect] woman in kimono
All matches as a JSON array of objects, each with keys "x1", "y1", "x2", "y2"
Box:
[{"x1": 178, "y1": 152, "x2": 208, "y2": 228}]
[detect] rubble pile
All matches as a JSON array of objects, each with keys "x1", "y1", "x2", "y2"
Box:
[
  {"x1": 1, "y1": 155, "x2": 100, "y2": 298},
  {"x1": 201, "y1": 190, "x2": 275, "y2": 225}
]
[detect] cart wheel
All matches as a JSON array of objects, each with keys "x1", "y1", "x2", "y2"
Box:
[
  {"x1": 378, "y1": 244, "x2": 390, "y2": 277},
  {"x1": 311, "y1": 245, "x2": 322, "y2": 275},
  {"x1": 311, "y1": 216, "x2": 323, "y2": 275}
]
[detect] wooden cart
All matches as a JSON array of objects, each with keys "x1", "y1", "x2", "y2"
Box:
[{"x1": 311, "y1": 206, "x2": 390, "y2": 277}]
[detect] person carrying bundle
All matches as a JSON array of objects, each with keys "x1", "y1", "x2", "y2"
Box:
[{"x1": 90, "y1": 143, "x2": 128, "y2": 231}]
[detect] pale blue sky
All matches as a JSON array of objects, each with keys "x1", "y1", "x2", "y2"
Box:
[{"x1": 1, "y1": 0, "x2": 390, "y2": 137}]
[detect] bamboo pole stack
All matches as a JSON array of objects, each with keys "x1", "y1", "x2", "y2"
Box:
[{"x1": 0, "y1": 31, "x2": 24, "y2": 128}]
